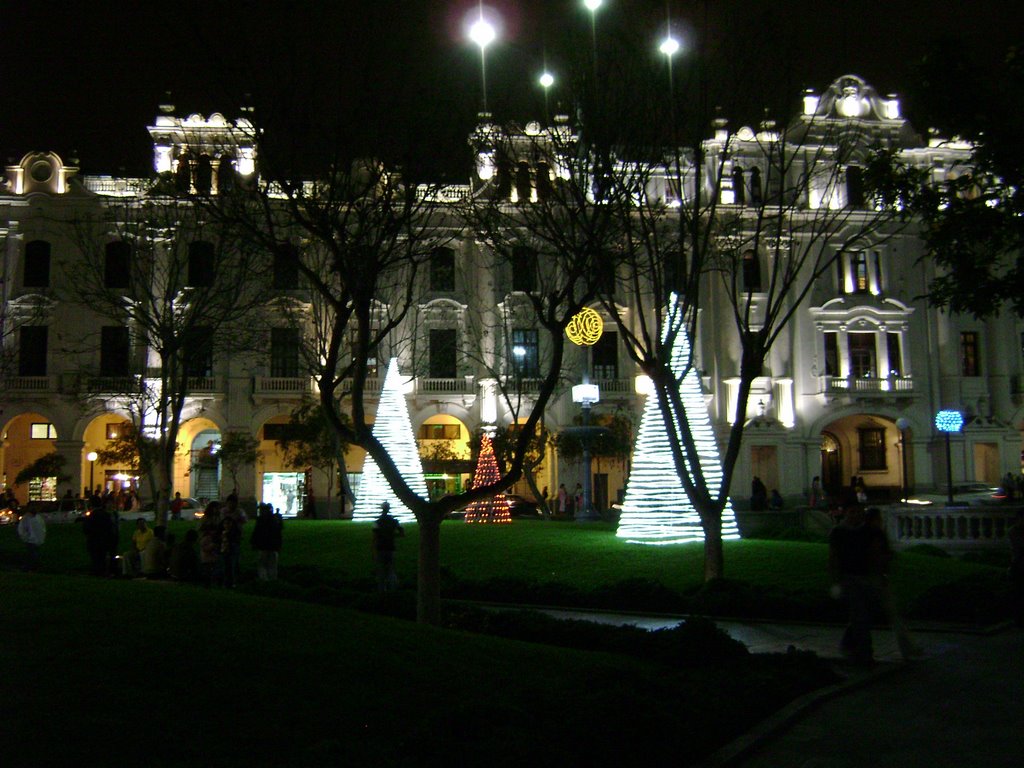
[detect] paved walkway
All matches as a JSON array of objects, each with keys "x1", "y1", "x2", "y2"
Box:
[{"x1": 542, "y1": 609, "x2": 1024, "y2": 767}]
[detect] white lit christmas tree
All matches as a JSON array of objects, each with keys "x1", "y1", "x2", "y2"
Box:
[
  {"x1": 464, "y1": 433, "x2": 512, "y2": 524},
  {"x1": 352, "y1": 357, "x2": 427, "y2": 523},
  {"x1": 617, "y1": 302, "x2": 740, "y2": 544}
]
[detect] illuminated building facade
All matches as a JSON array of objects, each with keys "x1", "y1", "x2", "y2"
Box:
[{"x1": 2, "y1": 75, "x2": 1020, "y2": 516}]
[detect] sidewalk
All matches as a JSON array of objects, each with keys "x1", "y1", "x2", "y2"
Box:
[{"x1": 542, "y1": 608, "x2": 1023, "y2": 767}]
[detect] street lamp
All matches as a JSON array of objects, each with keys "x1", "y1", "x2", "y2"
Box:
[
  {"x1": 572, "y1": 382, "x2": 601, "y2": 521},
  {"x1": 539, "y1": 71, "x2": 554, "y2": 123},
  {"x1": 895, "y1": 417, "x2": 910, "y2": 503},
  {"x1": 583, "y1": 0, "x2": 602, "y2": 81},
  {"x1": 86, "y1": 451, "x2": 98, "y2": 495},
  {"x1": 468, "y1": 11, "x2": 497, "y2": 114},
  {"x1": 935, "y1": 409, "x2": 963, "y2": 506}
]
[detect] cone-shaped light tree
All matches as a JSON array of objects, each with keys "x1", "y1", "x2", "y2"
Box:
[
  {"x1": 617, "y1": 313, "x2": 739, "y2": 544},
  {"x1": 352, "y1": 358, "x2": 428, "y2": 523},
  {"x1": 464, "y1": 434, "x2": 512, "y2": 524}
]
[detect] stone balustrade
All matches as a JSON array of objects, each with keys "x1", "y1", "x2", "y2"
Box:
[{"x1": 886, "y1": 505, "x2": 1018, "y2": 552}]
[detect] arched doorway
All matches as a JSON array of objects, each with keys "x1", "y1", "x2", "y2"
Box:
[
  {"x1": 1, "y1": 412, "x2": 58, "y2": 504},
  {"x1": 819, "y1": 414, "x2": 904, "y2": 503},
  {"x1": 81, "y1": 414, "x2": 139, "y2": 498},
  {"x1": 417, "y1": 415, "x2": 472, "y2": 499},
  {"x1": 177, "y1": 418, "x2": 222, "y2": 502}
]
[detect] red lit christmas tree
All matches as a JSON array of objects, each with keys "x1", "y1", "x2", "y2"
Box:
[{"x1": 464, "y1": 434, "x2": 512, "y2": 524}]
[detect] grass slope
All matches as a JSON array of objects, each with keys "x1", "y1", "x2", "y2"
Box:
[{"x1": 0, "y1": 572, "x2": 823, "y2": 767}]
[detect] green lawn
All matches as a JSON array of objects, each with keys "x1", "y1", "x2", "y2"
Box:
[
  {"x1": 0, "y1": 518, "x2": 1009, "y2": 622},
  {"x1": 0, "y1": 571, "x2": 831, "y2": 767}
]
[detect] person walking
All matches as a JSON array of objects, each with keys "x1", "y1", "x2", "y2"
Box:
[
  {"x1": 372, "y1": 502, "x2": 404, "y2": 593},
  {"x1": 865, "y1": 507, "x2": 921, "y2": 659},
  {"x1": 252, "y1": 503, "x2": 283, "y2": 581},
  {"x1": 17, "y1": 505, "x2": 46, "y2": 571},
  {"x1": 828, "y1": 505, "x2": 875, "y2": 665}
]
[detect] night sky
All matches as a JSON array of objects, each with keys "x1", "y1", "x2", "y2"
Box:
[{"x1": 1, "y1": 0, "x2": 1015, "y2": 178}]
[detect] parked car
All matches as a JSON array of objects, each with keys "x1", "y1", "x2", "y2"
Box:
[
  {"x1": 906, "y1": 483, "x2": 1002, "y2": 507},
  {"x1": 0, "y1": 506, "x2": 18, "y2": 525},
  {"x1": 504, "y1": 494, "x2": 542, "y2": 518},
  {"x1": 15, "y1": 499, "x2": 88, "y2": 523}
]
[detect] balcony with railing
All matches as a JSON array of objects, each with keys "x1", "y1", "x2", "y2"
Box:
[
  {"x1": 340, "y1": 377, "x2": 383, "y2": 395},
  {"x1": 86, "y1": 376, "x2": 139, "y2": 394},
  {"x1": 2, "y1": 375, "x2": 54, "y2": 393},
  {"x1": 415, "y1": 377, "x2": 476, "y2": 395},
  {"x1": 187, "y1": 376, "x2": 219, "y2": 393},
  {"x1": 822, "y1": 373, "x2": 914, "y2": 397},
  {"x1": 254, "y1": 377, "x2": 311, "y2": 395}
]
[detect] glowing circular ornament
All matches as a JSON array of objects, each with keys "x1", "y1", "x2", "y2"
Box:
[{"x1": 566, "y1": 307, "x2": 604, "y2": 346}]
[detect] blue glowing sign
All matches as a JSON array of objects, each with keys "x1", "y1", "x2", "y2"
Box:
[{"x1": 934, "y1": 409, "x2": 964, "y2": 433}]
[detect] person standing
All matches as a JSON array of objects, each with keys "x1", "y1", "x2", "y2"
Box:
[
  {"x1": 252, "y1": 503, "x2": 283, "y2": 581},
  {"x1": 751, "y1": 476, "x2": 768, "y2": 511},
  {"x1": 828, "y1": 505, "x2": 875, "y2": 665},
  {"x1": 170, "y1": 492, "x2": 185, "y2": 521},
  {"x1": 809, "y1": 476, "x2": 822, "y2": 508},
  {"x1": 573, "y1": 483, "x2": 583, "y2": 520},
  {"x1": 83, "y1": 499, "x2": 113, "y2": 576},
  {"x1": 17, "y1": 505, "x2": 46, "y2": 571},
  {"x1": 865, "y1": 507, "x2": 921, "y2": 659},
  {"x1": 129, "y1": 519, "x2": 153, "y2": 576},
  {"x1": 372, "y1": 502, "x2": 404, "y2": 593},
  {"x1": 556, "y1": 484, "x2": 568, "y2": 518}
]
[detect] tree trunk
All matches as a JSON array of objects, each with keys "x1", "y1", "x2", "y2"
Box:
[
  {"x1": 702, "y1": 515, "x2": 724, "y2": 581},
  {"x1": 416, "y1": 513, "x2": 443, "y2": 625}
]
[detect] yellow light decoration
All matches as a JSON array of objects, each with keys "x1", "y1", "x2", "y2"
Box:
[{"x1": 565, "y1": 307, "x2": 604, "y2": 346}]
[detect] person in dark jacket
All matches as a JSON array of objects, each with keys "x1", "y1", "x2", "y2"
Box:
[
  {"x1": 83, "y1": 500, "x2": 113, "y2": 576},
  {"x1": 251, "y1": 503, "x2": 283, "y2": 581},
  {"x1": 372, "y1": 502, "x2": 404, "y2": 592}
]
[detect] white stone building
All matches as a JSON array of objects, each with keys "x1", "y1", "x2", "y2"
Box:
[{"x1": 2, "y1": 76, "x2": 1020, "y2": 515}]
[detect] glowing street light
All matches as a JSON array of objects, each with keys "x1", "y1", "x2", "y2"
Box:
[
  {"x1": 86, "y1": 451, "x2": 98, "y2": 495},
  {"x1": 469, "y1": 13, "x2": 497, "y2": 113},
  {"x1": 935, "y1": 409, "x2": 963, "y2": 506},
  {"x1": 659, "y1": 35, "x2": 680, "y2": 57},
  {"x1": 539, "y1": 70, "x2": 554, "y2": 122},
  {"x1": 583, "y1": 0, "x2": 603, "y2": 80}
]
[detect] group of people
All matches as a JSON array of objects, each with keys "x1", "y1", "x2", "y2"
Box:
[
  {"x1": 750, "y1": 477, "x2": 785, "y2": 511},
  {"x1": 828, "y1": 505, "x2": 921, "y2": 664},
  {"x1": 554, "y1": 482, "x2": 584, "y2": 519},
  {"x1": 195, "y1": 495, "x2": 284, "y2": 586}
]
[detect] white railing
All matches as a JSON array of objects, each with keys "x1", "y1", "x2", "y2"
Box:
[
  {"x1": 887, "y1": 506, "x2": 1018, "y2": 551},
  {"x1": 340, "y1": 377, "x2": 382, "y2": 395},
  {"x1": 254, "y1": 376, "x2": 309, "y2": 394},
  {"x1": 594, "y1": 378, "x2": 635, "y2": 394},
  {"x1": 824, "y1": 374, "x2": 914, "y2": 395},
  {"x1": 415, "y1": 377, "x2": 475, "y2": 394},
  {"x1": 187, "y1": 376, "x2": 218, "y2": 392},
  {"x1": 3, "y1": 376, "x2": 53, "y2": 392},
  {"x1": 87, "y1": 376, "x2": 139, "y2": 393}
]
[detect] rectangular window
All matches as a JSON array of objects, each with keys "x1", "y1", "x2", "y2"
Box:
[
  {"x1": 429, "y1": 329, "x2": 457, "y2": 378},
  {"x1": 187, "y1": 241, "x2": 215, "y2": 287},
  {"x1": 100, "y1": 326, "x2": 131, "y2": 377},
  {"x1": 270, "y1": 328, "x2": 301, "y2": 377},
  {"x1": 858, "y1": 427, "x2": 888, "y2": 471},
  {"x1": 960, "y1": 331, "x2": 980, "y2": 376},
  {"x1": 592, "y1": 331, "x2": 619, "y2": 379},
  {"x1": 823, "y1": 332, "x2": 839, "y2": 377},
  {"x1": 418, "y1": 424, "x2": 460, "y2": 440},
  {"x1": 104, "y1": 242, "x2": 131, "y2": 289},
  {"x1": 430, "y1": 247, "x2": 455, "y2": 292},
  {"x1": 23, "y1": 241, "x2": 51, "y2": 288},
  {"x1": 852, "y1": 252, "x2": 869, "y2": 293},
  {"x1": 511, "y1": 329, "x2": 540, "y2": 378},
  {"x1": 30, "y1": 423, "x2": 57, "y2": 439},
  {"x1": 887, "y1": 332, "x2": 902, "y2": 377},
  {"x1": 848, "y1": 333, "x2": 876, "y2": 378},
  {"x1": 742, "y1": 250, "x2": 762, "y2": 292},
  {"x1": 511, "y1": 247, "x2": 537, "y2": 293},
  {"x1": 273, "y1": 246, "x2": 300, "y2": 290},
  {"x1": 185, "y1": 326, "x2": 213, "y2": 378},
  {"x1": 18, "y1": 326, "x2": 47, "y2": 376},
  {"x1": 105, "y1": 423, "x2": 126, "y2": 440}
]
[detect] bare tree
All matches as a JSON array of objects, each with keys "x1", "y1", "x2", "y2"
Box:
[{"x1": 62, "y1": 193, "x2": 270, "y2": 522}]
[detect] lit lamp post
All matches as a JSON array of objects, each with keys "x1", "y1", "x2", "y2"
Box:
[
  {"x1": 86, "y1": 451, "x2": 98, "y2": 495},
  {"x1": 572, "y1": 382, "x2": 601, "y2": 521},
  {"x1": 583, "y1": 0, "x2": 602, "y2": 79},
  {"x1": 934, "y1": 409, "x2": 963, "y2": 506},
  {"x1": 539, "y1": 71, "x2": 554, "y2": 124},
  {"x1": 895, "y1": 417, "x2": 910, "y2": 503},
  {"x1": 468, "y1": 11, "x2": 497, "y2": 114}
]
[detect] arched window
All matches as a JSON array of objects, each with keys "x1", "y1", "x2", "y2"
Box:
[
  {"x1": 535, "y1": 162, "x2": 552, "y2": 201},
  {"x1": 175, "y1": 154, "x2": 192, "y2": 194},
  {"x1": 104, "y1": 241, "x2": 131, "y2": 289},
  {"x1": 23, "y1": 240, "x2": 51, "y2": 287},
  {"x1": 731, "y1": 167, "x2": 746, "y2": 205},
  {"x1": 495, "y1": 161, "x2": 512, "y2": 199},
  {"x1": 217, "y1": 155, "x2": 236, "y2": 193}
]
